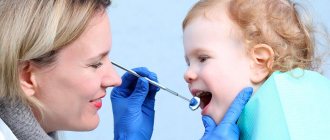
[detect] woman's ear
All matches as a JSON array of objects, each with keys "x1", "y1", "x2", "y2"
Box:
[
  {"x1": 249, "y1": 44, "x2": 274, "y2": 84},
  {"x1": 19, "y1": 61, "x2": 38, "y2": 97}
]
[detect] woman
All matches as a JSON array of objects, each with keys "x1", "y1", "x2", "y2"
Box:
[{"x1": 0, "y1": 0, "x2": 160, "y2": 139}]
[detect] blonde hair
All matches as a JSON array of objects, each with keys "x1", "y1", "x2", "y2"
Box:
[
  {"x1": 0, "y1": 0, "x2": 111, "y2": 115},
  {"x1": 183, "y1": 0, "x2": 317, "y2": 73}
]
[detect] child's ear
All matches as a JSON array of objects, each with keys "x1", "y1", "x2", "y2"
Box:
[
  {"x1": 249, "y1": 44, "x2": 274, "y2": 84},
  {"x1": 19, "y1": 62, "x2": 38, "y2": 97}
]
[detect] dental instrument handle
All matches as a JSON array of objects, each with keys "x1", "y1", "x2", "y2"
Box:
[
  {"x1": 148, "y1": 81, "x2": 190, "y2": 102},
  {"x1": 111, "y1": 61, "x2": 190, "y2": 102}
]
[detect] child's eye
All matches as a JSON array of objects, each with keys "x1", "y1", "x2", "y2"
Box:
[
  {"x1": 185, "y1": 57, "x2": 190, "y2": 66},
  {"x1": 186, "y1": 60, "x2": 190, "y2": 66},
  {"x1": 198, "y1": 55, "x2": 209, "y2": 63},
  {"x1": 89, "y1": 62, "x2": 103, "y2": 69}
]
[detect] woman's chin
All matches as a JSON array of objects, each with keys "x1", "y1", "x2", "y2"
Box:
[{"x1": 77, "y1": 115, "x2": 100, "y2": 131}]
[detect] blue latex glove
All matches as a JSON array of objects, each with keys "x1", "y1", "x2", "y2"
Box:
[
  {"x1": 111, "y1": 67, "x2": 160, "y2": 140},
  {"x1": 201, "y1": 87, "x2": 253, "y2": 140}
]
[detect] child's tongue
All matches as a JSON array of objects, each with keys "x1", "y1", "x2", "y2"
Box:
[{"x1": 199, "y1": 92, "x2": 212, "y2": 114}]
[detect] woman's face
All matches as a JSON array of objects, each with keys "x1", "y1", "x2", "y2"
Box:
[
  {"x1": 33, "y1": 13, "x2": 122, "y2": 132},
  {"x1": 183, "y1": 11, "x2": 254, "y2": 124}
]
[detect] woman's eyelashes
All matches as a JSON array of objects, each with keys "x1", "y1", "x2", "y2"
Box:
[{"x1": 89, "y1": 62, "x2": 103, "y2": 69}]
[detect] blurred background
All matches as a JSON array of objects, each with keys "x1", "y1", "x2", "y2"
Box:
[{"x1": 64, "y1": 0, "x2": 330, "y2": 139}]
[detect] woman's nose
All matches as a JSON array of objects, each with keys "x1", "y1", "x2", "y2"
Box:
[
  {"x1": 184, "y1": 67, "x2": 197, "y2": 83},
  {"x1": 101, "y1": 63, "x2": 122, "y2": 88}
]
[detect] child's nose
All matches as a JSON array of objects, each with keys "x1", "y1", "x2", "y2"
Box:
[{"x1": 184, "y1": 68, "x2": 197, "y2": 83}]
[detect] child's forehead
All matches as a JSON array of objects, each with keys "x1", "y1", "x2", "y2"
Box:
[
  {"x1": 183, "y1": 1, "x2": 230, "y2": 30},
  {"x1": 184, "y1": 14, "x2": 244, "y2": 45}
]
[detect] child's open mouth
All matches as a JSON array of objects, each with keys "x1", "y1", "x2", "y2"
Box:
[{"x1": 197, "y1": 91, "x2": 212, "y2": 109}]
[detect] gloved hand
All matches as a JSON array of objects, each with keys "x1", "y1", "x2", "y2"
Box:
[
  {"x1": 111, "y1": 67, "x2": 160, "y2": 140},
  {"x1": 201, "y1": 87, "x2": 253, "y2": 140}
]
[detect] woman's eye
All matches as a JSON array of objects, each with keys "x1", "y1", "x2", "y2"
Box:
[
  {"x1": 89, "y1": 62, "x2": 103, "y2": 69},
  {"x1": 198, "y1": 56, "x2": 209, "y2": 63}
]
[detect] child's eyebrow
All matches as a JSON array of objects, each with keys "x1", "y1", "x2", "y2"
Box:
[{"x1": 186, "y1": 47, "x2": 211, "y2": 57}]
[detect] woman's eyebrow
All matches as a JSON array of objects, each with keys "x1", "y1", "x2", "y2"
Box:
[{"x1": 87, "y1": 51, "x2": 109, "y2": 61}]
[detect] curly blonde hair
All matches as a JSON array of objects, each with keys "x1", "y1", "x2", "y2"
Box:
[{"x1": 183, "y1": 0, "x2": 316, "y2": 73}]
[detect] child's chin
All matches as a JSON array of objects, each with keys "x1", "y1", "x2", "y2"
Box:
[{"x1": 204, "y1": 106, "x2": 224, "y2": 124}]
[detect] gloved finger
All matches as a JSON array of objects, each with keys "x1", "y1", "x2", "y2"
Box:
[
  {"x1": 116, "y1": 67, "x2": 154, "y2": 89},
  {"x1": 110, "y1": 73, "x2": 138, "y2": 98},
  {"x1": 132, "y1": 67, "x2": 160, "y2": 100},
  {"x1": 119, "y1": 71, "x2": 139, "y2": 90},
  {"x1": 112, "y1": 67, "x2": 151, "y2": 97},
  {"x1": 221, "y1": 87, "x2": 253, "y2": 124},
  {"x1": 129, "y1": 78, "x2": 149, "y2": 106},
  {"x1": 145, "y1": 72, "x2": 160, "y2": 100},
  {"x1": 121, "y1": 67, "x2": 154, "y2": 92},
  {"x1": 213, "y1": 122, "x2": 240, "y2": 139},
  {"x1": 202, "y1": 115, "x2": 216, "y2": 138},
  {"x1": 131, "y1": 67, "x2": 152, "y2": 77}
]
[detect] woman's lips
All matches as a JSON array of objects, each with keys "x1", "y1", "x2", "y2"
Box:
[{"x1": 90, "y1": 98, "x2": 103, "y2": 109}]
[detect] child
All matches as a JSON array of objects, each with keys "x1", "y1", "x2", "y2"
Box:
[{"x1": 182, "y1": 0, "x2": 330, "y2": 139}]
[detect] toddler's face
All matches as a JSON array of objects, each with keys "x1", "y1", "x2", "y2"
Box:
[{"x1": 183, "y1": 14, "x2": 254, "y2": 124}]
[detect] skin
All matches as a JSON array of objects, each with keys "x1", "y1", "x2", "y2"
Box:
[
  {"x1": 183, "y1": 3, "x2": 256, "y2": 124},
  {"x1": 31, "y1": 13, "x2": 122, "y2": 132}
]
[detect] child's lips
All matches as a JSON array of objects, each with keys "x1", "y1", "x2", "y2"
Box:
[
  {"x1": 190, "y1": 89, "x2": 200, "y2": 97},
  {"x1": 198, "y1": 93, "x2": 212, "y2": 110},
  {"x1": 190, "y1": 89, "x2": 212, "y2": 112}
]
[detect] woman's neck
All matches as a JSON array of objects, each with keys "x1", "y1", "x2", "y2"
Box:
[{"x1": 0, "y1": 99, "x2": 54, "y2": 140}]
